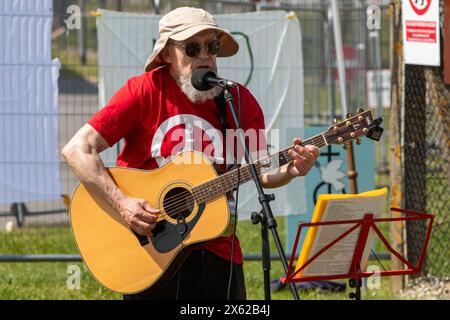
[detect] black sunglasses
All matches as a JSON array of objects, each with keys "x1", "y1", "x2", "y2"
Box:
[{"x1": 174, "y1": 40, "x2": 221, "y2": 58}]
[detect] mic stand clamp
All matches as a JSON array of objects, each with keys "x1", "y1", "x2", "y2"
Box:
[
  {"x1": 223, "y1": 88, "x2": 300, "y2": 301},
  {"x1": 251, "y1": 210, "x2": 272, "y2": 300}
]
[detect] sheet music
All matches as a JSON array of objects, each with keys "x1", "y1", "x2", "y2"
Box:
[{"x1": 296, "y1": 189, "x2": 387, "y2": 277}]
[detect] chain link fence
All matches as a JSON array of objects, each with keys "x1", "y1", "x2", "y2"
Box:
[
  {"x1": 403, "y1": 64, "x2": 427, "y2": 272},
  {"x1": 404, "y1": 65, "x2": 450, "y2": 278},
  {"x1": 423, "y1": 67, "x2": 450, "y2": 277},
  {"x1": 403, "y1": 3, "x2": 450, "y2": 280}
]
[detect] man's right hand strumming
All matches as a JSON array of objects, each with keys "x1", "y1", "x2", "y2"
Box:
[{"x1": 116, "y1": 196, "x2": 160, "y2": 236}]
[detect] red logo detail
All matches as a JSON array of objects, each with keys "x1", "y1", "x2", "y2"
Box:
[{"x1": 409, "y1": 0, "x2": 432, "y2": 16}]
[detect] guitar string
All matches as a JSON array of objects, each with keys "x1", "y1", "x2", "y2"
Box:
[
  {"x1": 148, "y1": 158, "x2": 289, "y2": 219},
  {"x1": 145, "y1": 141, "x2": 325, "y2": 218},
  {"x1": 153, "y1": 158, "x2": 274, "y2": 212},
  {"x1": 139, "y1": 137, "x2": 329, "y2": 219},
  {"x1": 162, "y1": 137, "x2": 325, "y2": 208},
  {"x1": 144, "y1": 165, "x2": 259, "y2": 219},
  {"x1": 139, "y1": 117, "x2": 367, "y2": 219},
  {"x1": 141, "y1": 162, "x2": 258, "y2": 212},
  {"x1": 147, "y1": 153, "x2": 293, "y2": 219}
]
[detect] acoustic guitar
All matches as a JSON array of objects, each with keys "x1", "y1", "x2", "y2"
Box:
[{"x1": 69, "y1": 109, "x2": 383, "y2": 294}]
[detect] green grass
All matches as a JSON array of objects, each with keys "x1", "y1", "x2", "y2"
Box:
[
  {"x1": 0, "y1": 227, "x2": 76, "y2": 254},
  {"x1": 0, "y1": 262, "x2": 120, "y2": 300},
  {"x1": 0, "y1": 219, "x2": 404, "y2": 300}
]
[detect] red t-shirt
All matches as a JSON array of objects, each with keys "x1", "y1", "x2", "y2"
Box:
[{"x1": 88, "y1": 66, "x2": 266, "y2": 264}]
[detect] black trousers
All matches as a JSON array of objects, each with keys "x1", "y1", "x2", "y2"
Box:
[{"x1": 123, "y1": 250, "x2": 246, "y2": 300}]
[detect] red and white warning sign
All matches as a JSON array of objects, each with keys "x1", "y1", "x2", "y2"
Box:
[
  {"x1": 403, "y1": 0, "x2": 440, "y2": 66},
  {"x1": 405, "y1": 20, "x2": 436, "y2": 43}
]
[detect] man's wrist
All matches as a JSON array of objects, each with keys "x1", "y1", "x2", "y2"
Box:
[
  {"x1": 112, "y1": 191, "x2": 127, "y2": 213},
  {"x1": 285, "y1": 162, "x2": 296, "y2": 180}
]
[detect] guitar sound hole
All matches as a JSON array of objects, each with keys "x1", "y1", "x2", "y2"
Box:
[{"x1": 163, "y1": 187, "x2": 195, "y2": 220}]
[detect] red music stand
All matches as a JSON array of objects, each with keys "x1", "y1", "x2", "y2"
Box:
[{"x1": 283, "y1": 207, "x2": 434, "y2": 300}]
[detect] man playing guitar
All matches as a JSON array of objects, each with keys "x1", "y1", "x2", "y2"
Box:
[{"x1": 62, "y1": 7, "x2": 320, "y2": 300}]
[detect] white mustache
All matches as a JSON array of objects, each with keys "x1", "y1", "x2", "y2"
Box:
[{"x1": 178, "y1": 73, "x2": 222, "y2": 104}]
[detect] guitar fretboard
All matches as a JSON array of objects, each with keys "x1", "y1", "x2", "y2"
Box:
[{"x1": 192, "y1": 133, "x2": 327, "y2": 203}]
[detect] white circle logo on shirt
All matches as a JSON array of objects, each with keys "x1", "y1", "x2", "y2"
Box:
[{"x1": 150, "y1": 114, "x2": 232, "y2": 167}]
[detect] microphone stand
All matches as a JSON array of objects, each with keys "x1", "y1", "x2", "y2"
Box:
[{"x1": 223, "y1": 88, "x2": 300, "y2": 301}]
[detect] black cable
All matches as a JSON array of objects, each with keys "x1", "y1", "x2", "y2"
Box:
[
  {"x1": 175, "y1": 235, "x2": 184, "y2": 299},
  {"x1": 371, "y1": 249, "x2": 387, "y2": 271},
  {"x1": 227, "y1": 161, "x2": 240, "y2": 300},
  {"x1": 175, "y1": 268, "x2": 181, "y2": 300},
  {"x1": 227, "y1": 86, "x2": 242, "y2": 300}
]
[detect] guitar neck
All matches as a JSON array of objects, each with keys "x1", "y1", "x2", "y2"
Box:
[{"x1": 192, "y1": 132, "x2": 328, "y2": 203}]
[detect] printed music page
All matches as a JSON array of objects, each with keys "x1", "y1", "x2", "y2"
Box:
[{"x1": 293, "y1": 188, "x2": 387, "y2": 279}]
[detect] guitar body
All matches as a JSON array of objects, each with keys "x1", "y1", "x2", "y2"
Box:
[{"x1": 70, "y1": 151, "x2": 230, "y2": 294}]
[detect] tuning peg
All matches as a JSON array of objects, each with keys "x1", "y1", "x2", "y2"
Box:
[
  {"x1": 333, "y1": 118, "x2": 338, "y2": 124},
  {"x1": 356, "y1": 138, "x2": 362, "y2": 145},
  {"x1": 357, "y1": 107, "x2": 364, "y2": 113},
  {"x1": 346, "y1": 113, "x2": 353, "y2": 119}
]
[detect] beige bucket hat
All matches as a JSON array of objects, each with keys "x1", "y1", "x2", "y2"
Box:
[{"x1": 144, "y1": 7, "x2": 239, "y2": 72}]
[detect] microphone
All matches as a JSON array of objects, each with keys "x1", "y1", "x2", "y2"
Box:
[{"x1": 191, "y1": 68, "x2": 237, "y2": 91}]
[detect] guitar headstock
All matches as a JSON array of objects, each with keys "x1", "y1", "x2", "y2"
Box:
[{"x1": 324, "y1": 109, "x2": 384, "y2": 146}]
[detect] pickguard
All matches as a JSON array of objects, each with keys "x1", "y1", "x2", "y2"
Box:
[{"x1": 132, "y1": 203, "x2": 206, "y2": 253}]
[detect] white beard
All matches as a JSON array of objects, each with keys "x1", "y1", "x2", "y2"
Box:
[{"x1": 177, "y1": 73, "x2": 223, "y2": 104}]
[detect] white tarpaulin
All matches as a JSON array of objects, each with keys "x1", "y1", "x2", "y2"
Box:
[
  {"x1": 0, "y1": 0, "x2": 61, "y2": 204},
  {"x1": 96, "y1": 9, "x2": 305, "y2": 218}
]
